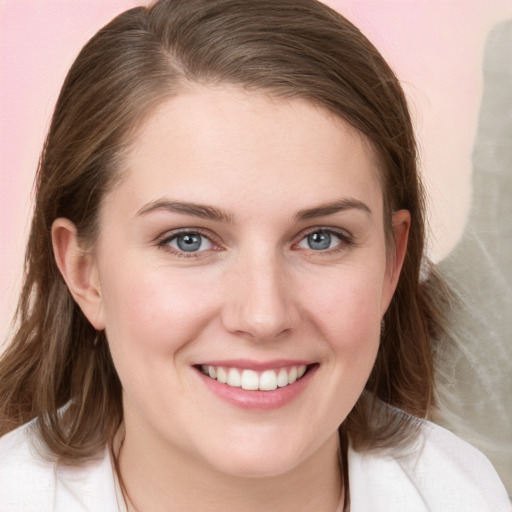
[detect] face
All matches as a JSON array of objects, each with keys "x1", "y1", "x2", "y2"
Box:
[{"x1": 77, "y1": 86, "x2": 407, "y2": 478}]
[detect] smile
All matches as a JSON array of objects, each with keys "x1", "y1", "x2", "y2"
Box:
[{"x1": 199, "y1": 364, "x2": 309, "y2": 391}]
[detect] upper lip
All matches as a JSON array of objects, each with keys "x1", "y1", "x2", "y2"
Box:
[{"x1": 194, "y1": 359, "x2": 314, "y2": 371}]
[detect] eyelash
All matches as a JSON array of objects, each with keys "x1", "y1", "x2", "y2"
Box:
[
  {"x1": 294, "y1": 226, "x2": 355, "y2": 254},
  {"x1": 157, "y1": 229, "x2": 221, "y2": 258},
  {"x1": 157, "y1": 226, "x2": 355, "y2": 258}
]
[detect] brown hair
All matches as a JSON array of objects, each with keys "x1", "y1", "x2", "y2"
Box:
[{"x1": 1, "y1": 0, "x2": 449, "y2": 485}]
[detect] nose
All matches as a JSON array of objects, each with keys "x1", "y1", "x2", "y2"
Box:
[{"x1": 221, "y1": 250, "x2": 301, "y2": 342}]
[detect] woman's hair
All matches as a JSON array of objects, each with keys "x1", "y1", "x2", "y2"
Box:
[{"x1": 0, "y1": 0, "x2": 450, "y2": 465}]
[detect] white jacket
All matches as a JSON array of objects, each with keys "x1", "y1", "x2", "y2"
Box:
[{"x1": 0, "y1": 419, "x2": 510, "y2": 511}]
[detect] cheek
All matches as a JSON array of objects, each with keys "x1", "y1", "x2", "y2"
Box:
[
  {"x1": 304, "y1": 263, "x2": 385, "y2": 344},
  {"x1": 99, "y1": 263, "x2": 217, "y2": 356}
]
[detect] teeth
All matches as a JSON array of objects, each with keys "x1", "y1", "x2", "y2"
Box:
[
  {"x1": 200, "y1": 364, "x2": 308, "y2": 391},
  {"x1": 241, "y1": 370, "x2": 259, "y2": 390},
  {"x1": 217, "y1": 367, "x2": 228, "y2": 384},
  {"x1": 227, "y1": 368, "x2": 241, "y2": 387},
  {"x1": 259, "y1": 370, "x2": 278, "y2": 391},
  {"x1": 277, "y1": 368, "x2": 288, "y2": 387}
]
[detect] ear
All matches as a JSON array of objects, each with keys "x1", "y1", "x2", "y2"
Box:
[
  {"x1": 381, "y1": 209, "x2": 411, "y2": 314},
  {"x1": 52, "y1": 218, "x2": 105, "y2": 330}
]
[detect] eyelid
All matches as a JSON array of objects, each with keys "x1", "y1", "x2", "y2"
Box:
[
  {"x1": 292, "y1": 226, "x2": 355, "y2": 250},
  {"x1": 155, "y1": 225, "x2": 355, "y2": 257},
  {"x1": 157, "y1": 228, "x2": 223, "y2": 255}
]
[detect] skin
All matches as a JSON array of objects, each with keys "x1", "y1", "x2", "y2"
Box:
[{"x1": 53, "y1": 85, "x2": 409, "y2": 512}]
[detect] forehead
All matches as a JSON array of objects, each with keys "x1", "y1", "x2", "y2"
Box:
[{"x1": 109, "y1": 85, "x2": 383, "y2": 219}]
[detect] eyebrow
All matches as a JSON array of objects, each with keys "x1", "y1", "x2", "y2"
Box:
[
  {"x1": 136, "y1": 199, "x2": 234, "y2": 223},
  {"x1": 136, "y1": 197, "x2": 371, "y2": 223},
  {"x1": 294, "y1": 198, "x2": 372, "y2": 221}
]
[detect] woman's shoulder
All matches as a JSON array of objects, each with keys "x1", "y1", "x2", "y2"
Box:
[
  {"x1": 348, "y1": 419, "x2": 511, "y2": 512},
  {"x1": 0, "y1": 420, "x2": 119, "y2": 512}
]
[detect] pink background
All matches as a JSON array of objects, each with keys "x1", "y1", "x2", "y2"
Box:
[
  {"x1": 1, "y1": 0, "x2": 511, "y2": 491},
  {"x1": 1, "y1": 0, "x2": 510, "y2": 337}
]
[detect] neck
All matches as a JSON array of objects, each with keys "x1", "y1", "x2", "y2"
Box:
[{"x1": 117, "y1": 423, "x2": 343, "y2": 512}]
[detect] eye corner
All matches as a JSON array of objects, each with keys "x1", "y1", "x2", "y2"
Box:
[
  {"x1": 293, "y1": 226, "x2": 356, "y2": 253},
  {"x1": 156, "y1": 229, "x2": 223, "y2": 258}
]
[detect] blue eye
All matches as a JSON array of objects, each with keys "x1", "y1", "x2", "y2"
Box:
[
  {"x1": 297, "y1": 230, "x2": 344, "y2": 251},
  {"x1": 166, "y1": 232, "x2": 213, "y2": 253}
]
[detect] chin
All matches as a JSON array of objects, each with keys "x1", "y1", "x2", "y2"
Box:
[
  {"x1": 197, "y1": 432, "x2": 325, "y2": 480},
  {"x1": 213, "y1": 453, "x2": 303, "y2": 479}
]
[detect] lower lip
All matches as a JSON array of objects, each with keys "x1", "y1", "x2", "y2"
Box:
[{"x1": 196, "y1": 366, "x2": 317, "y2": 410}]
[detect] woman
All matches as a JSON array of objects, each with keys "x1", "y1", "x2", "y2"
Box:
[{"x1": 0, "y1": 0, "x2": 509, "y2": 510}]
